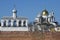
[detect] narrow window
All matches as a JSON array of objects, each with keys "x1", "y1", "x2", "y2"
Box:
[
  {"x1": 4, "y1": 21, "x2": 6, "y2": 27},
  {"x1": 19, "y1": 21, "x2": 21, "y2": 27},
  {"x1": 13, "y1": 20, "x2": 16, "y2": 27},
  {"x1": 23, "y1": 21, "x2": 26, "y2": 27},
  {"x1": 8, "y1": 20, "x2": 11, "y2": 27}
]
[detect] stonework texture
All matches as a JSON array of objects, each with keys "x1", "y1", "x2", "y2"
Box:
[{"x1": 0, "y1": 31, "x2": 60, "y2": 40}]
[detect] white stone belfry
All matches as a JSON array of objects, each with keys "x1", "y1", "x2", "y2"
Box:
[
  {"x1": 0, "y1": 6, "x2": 29, "y2": 31},
  {"x1": 12, "y1": 7, "x2": 17, "y2": 19}
]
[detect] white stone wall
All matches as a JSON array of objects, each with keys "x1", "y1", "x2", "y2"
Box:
[{"x1": 0, "y1": 27, "x2": 29, "y2": 31}]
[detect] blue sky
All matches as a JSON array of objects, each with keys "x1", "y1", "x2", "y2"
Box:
[{"x1": 0, "y1": 0, "x2": 60, "y2": 23}]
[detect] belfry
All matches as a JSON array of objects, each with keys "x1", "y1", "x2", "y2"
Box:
[{"x1": 0, "y1": 7, "x2": 28, "y2": 31}]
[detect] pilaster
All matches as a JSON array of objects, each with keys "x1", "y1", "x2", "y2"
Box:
[
  {"x1": 1, "y1": 20, "x2": 4, "y2": 27},
  {"x1": 11, "y1": 20, "x2": 14, "y2": 27},
  {"x1": 6, "y1": 20, "x2": 9, "y2": 27},
  {"x1": 16, "y1": 20, "x2": 19, "y2": 27}
]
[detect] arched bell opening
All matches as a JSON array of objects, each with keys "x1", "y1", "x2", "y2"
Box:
[
  {"x1": 23, "y1": 21, "x2": 26, "y2": 27},
  {"x1": 19, "y1": 21, "x2": 21, "y2": 27},
  {"x1": 13, "y1": 20, "x2": 17, "y2": 27}
]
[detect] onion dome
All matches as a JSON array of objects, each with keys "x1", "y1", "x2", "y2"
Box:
[
  {"x1": 42, "y1": 9, "x2": 49, "y2": 16},
  {"x1": 12, "y1": 8, "x2": 17, "y2": 13}
]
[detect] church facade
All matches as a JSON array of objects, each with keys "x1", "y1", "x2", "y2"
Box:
[{"x1": 29, "y1": 9, "x2": 60, "y2": 32}]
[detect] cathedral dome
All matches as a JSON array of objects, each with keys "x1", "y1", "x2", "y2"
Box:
[{"x1": 42, "y1": 9, "x2": 49, "y2": 16}]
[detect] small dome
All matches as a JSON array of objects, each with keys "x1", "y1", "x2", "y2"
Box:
[
  {"x1": 42, "y1": 9, "x2": 49, "y2": 16},
  {"x1": 12, "y1": 8, "x2": 17, "y2": 13}
]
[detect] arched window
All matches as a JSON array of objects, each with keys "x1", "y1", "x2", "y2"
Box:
[
  {"x1": 8, "y1": 20, "x2": 11, "y2": 27},
  {"x1": 13, "y1": 20, "x2": 16, "y2": 27},
  {"x1": 23, "y1": 21, "x2": 26, "y2": 27},
  {"x1": 19, "y1": 21, "x2": 21, "y2": 27},
  {"x1": 4, "y1": 21, "x2": 6, "y2": 27}
]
